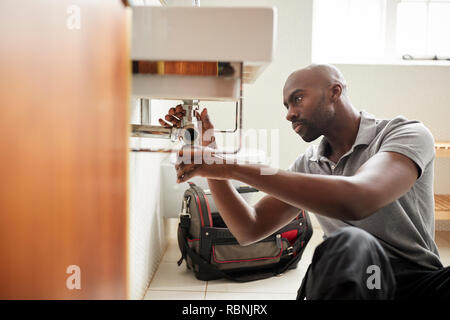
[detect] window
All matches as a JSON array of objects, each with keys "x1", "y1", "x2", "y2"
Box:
[
  {"x1": 397, "y1": 0, "x2": 450, "y2": 58},
  {"x1": 312, "y1": 0, "x2": 450, "y2": 63}
]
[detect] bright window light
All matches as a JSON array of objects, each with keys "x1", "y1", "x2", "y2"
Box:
[
  {"x1": 313, "y1": 0, "x2": 386, "y2": 62},
  {"x1": 396, "y1": 2, "x2": 427, "y2": 55},
  {"x1": 313, "y1": 0, "x2": 450, "y2": 62},
  {"x1": 428, "y1": 3, "x2": 450, "y2": 56}
]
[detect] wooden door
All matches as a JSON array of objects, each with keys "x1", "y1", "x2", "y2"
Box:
[{"x1": 0, "y1": 0, "x2": 129, "y2": 299}]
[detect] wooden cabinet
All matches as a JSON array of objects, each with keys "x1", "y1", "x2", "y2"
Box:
[
  {"x1": 0, "y1": 0, "x2": 129, "y2": 299},
  {"x1": 435, "y1": 142, "x2": 450, "y2": 158},
  {"x1": 434, "y1": 142, "x2": 450, "y2": 221},
  {"x1": 435, "y1": 195, "x2": 450, "y2": 221}
]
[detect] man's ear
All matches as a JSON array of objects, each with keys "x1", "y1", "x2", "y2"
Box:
[{"x1": 330, "y1": 84, "x2": 343, "y2": 101}]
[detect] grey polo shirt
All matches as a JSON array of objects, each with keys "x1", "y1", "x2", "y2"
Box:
[{"x1": 288, "y1": 110, "x2": 442, "y2": 270}]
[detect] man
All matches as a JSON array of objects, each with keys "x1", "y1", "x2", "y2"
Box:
[{"x1": 159, "y1": 64, "x2": 449, "y2": 299}]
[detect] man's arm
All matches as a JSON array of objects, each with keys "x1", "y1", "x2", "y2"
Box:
[
  {"x1": 210, "y1": 151, "x2": 418, "y2": 245},
  {"x1": 207, "y1": 179, "x2": 300, "y2": 246},
  {"x1": 231, "y1": 151, "x2": 418, "y2": 221}
]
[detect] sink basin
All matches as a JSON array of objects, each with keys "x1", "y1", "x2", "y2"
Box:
[
  {"x1": 131, "y1": 6, "x2": 276, "y2": 66},
  {"x1": 131, "y1": 6, "x2": 277, "y2": 100}
]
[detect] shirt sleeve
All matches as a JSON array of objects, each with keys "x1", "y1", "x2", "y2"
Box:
[{"x1": 378, "y1": 119, "x2": 435, "y2": 178}]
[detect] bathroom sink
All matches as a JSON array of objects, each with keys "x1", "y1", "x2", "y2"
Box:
[
  {"x1": 131, "y1": 6, "x2": 276, "y2": 70},
  {"x1": 131, "y1": 6, "x2": 277, "y2": 100}
]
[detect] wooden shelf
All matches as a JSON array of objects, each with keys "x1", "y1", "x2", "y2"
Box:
[
  {"x1": 435, "y1": 194, "x2": 450, "y2": 220},
  {"x1": 435, "y1": 142, "x2": 450, "y2": 158}
]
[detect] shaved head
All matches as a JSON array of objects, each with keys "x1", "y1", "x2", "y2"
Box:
[
  {"x1": 282, "y1": 64, "x2": 349, "y2": 142},
  {"x1": 284, "y1": 64, "x2": 347, "y2": 95}
]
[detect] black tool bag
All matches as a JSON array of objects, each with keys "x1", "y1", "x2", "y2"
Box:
[{"x1": 177, "y1": 182, "x2": 313, "y2": 282}]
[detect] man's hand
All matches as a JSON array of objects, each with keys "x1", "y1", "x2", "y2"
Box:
[
  {"x1": 158, "y1": 104, "x2": 185, "y2": 128},
  {"x1": 175, "y1": 146, "x2": 231, "y2": 183},
  {"x1": 158, "y1": 105, "x2": 217, "y2": 148}
]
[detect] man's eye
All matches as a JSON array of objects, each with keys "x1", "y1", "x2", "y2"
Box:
[{"x1": 294, "y1": 96, "x2": 303, "y2": 104}]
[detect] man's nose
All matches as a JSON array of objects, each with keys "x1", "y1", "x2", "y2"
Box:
[{"x1": 286, "y1": 106, "x2": 298, "y2": 122}]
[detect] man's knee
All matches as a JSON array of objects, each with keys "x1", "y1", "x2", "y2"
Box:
[
  {"x1": 328, "y1": 226, "x2": 378, "y2": 245},
  {"x1": 303, "y1": 227, "x2": 396, "y2": 299},
  {"x1": 313, "y1": 227, "x2": 382, "y2": 263}
]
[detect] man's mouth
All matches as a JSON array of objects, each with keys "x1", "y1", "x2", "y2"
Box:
[{"x1": 292, "y1": 121, "x2": 304, "y2": 133}]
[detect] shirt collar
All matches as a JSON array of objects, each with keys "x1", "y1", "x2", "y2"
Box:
[{"x1": 310, "y1": 110, "x2": 377, "y2": 162}]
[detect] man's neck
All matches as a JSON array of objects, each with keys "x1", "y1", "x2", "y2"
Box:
[{"x1": 323, "y1": 104, "x2": 361, "y2": 163}]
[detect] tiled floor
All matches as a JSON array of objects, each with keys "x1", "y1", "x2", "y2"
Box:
[{"x1": 144, "y1": 226, "x2": 450, "y2": 300}]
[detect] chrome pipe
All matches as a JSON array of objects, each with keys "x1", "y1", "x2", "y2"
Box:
[
  {"x1": 131, "y1": 124, "x2": 173, "y2": 139},
  {"x1": 214, "y1": 101, "x2": 239, "y2": 133},
  {"x1": 131, "y1": 123, "x2": 197, "y2": 145},
  {"x1": 140, "y1": 98, "x2": 150, "y2": 125},
  {"x1": 213, "y1": 62, "x2": 243, "y2": 155}
]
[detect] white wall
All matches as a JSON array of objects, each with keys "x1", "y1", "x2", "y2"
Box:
[{"x1": 128, "y1": 98, "x2": 174, "y2": 300}]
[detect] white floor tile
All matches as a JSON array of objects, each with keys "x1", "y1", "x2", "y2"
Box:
[
  {"x1": 162, "y1": 238, "x2": 182, "y2": 263},
  {"x1": 144, "y1": 290, "x2": 205, "y2": 300},
  {"x1": 148, "y1": 261, "x2": 207, "y2": 292},
  {"x1": 205, "y1": 260, "x2": 308, "y2": 294},
  {"x1": 205, "y1": 291, "x2": 296, "y2": 300}
]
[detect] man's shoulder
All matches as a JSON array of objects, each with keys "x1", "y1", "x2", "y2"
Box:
[
  {"x1": 372, "y1": 113, "x2": 433, "y2": 143},
  {"x1": 371, "y1": 113, "x2": 435, "y2": 175},
  {"x1": 377, "y1": 113, "x2": 427, "y2": 129}
]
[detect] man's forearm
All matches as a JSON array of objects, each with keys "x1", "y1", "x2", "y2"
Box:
[
  {"x1": 206, "y1": 178, "x2": 258, "y2": 242},
  {"x1": 228, "y1": 163, "x2": 359, "y2": 221}
]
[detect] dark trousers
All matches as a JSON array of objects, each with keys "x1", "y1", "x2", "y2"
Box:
[{"x1": 296, "y1": 227, "x2": 450, "y2": 300}]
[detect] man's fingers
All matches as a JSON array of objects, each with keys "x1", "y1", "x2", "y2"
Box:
[
  {"x1": 195, "y1": 111, "x2": 201, "y2": 121},
  {"x1": 158, "y1": 118, "x2": 172, "y2": 127},
  {"x1": 176, "y1": 164, "x2": 198, "y2": 183},
  {"x1": 177, "y1": 147, "x2": 207, "y2": 168},
  {"x1": 177, "y1": 168, "x2": 197, "y2": 183},
  {"x1": 175, "y1": 105, "x2": 185, "y2": 114},
  {"x1": 175, "y1": 160, "x2": 183, "y2": 170},
  {"x1": 161, "y1": 105, "x2": 185, "y2": 128},
  {"x1": 200, "y1": 108, "x2": 214, "y2": 129},
  {"x1": 200, "y1": 108, "x2": 208, "y2": 122},
  {"x1": 165, "y1": 114, "x2": 181, "y2": 127},
  {"x1": 174, "y1": 112, "x2": 184, "y2": 120}
]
